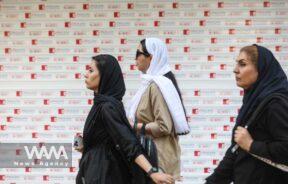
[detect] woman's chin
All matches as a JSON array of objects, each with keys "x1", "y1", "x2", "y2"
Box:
[
  {"x1": 85, "y1": 84, "x2": 91, "y2": 90},
  {"x1": 236, "y1": 81, "x2": 243, "y2": 88}
]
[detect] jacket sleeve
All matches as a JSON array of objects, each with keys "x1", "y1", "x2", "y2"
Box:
[
  {"x1": 205, "y1": 146, "x2": 235, "y2": 184},
  {"x1": 249, "y1": 100, "x2": 288, "y2": 165},
  {"x1": 101, "y1": 102, "x2": 143, "y2": 164},
  {"x1": 145, "y1": 83, "x2": 174, "y2": 138}
]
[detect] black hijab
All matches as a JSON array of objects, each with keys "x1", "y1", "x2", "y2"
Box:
[
  {"x1": 236, "y1": 44, "x2": 288, "y2": 126},
  {"x1": 82, "y1": 54, "x2": 126, "y2": 153},
  {"x1": 93, "y1": 54, "x2": 125, "y2": 102}
]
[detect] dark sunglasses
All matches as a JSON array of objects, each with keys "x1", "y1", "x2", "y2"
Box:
[{"x1": 135, "y1": 50, "x2": 150, "y2": 60}]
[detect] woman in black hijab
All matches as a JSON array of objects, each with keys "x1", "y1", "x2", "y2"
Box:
[
  {"x1": 205, "y1": 45, "x2": 288, "y2": 184},
  {"x1": 75, "y1": 54, "x2": 174, "y2": 184}
]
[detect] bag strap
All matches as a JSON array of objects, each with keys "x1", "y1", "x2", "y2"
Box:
[
  {"x1": 140, "y1": 123, "x2": 146, "y2": 136},
  {"x1": 250, "y1": 153, "x2": 288, "y2": 172},
  {"x1": 133, "y1": 117, "x2": 138, "y2": 132}
]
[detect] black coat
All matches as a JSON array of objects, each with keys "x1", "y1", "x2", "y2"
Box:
[
  {"x1": 76, "y1": 101, "x2": 143, "y2": 184},
  {"x1": 206, "y1": 98, "x2": 288, "y2": 184}
]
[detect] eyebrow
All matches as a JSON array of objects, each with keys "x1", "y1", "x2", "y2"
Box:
[{"x1": 236, "y1": 59, "x2": 246, "y2": 63}]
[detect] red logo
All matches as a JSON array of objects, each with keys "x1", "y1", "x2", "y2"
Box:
[
  {"x1": 31, "y1": 73, "x2": 37, "y2": 79},
  {"x1": 48, "y1": 30, "x2": 55, "y2": 36},
  {"x1": 250, "y1": 10, "x2": 256, "y2": 16},
  {"x1": 75, "y1": 73, "x2": 81, "y2": 79},
  {"x1": 4, "y1": 31, "x2": 10, "y2": 37},
  {"x1": 29, "y1": 56, "x2": 35, "y2": 62},
  {"x1": 20, "y1": 22, "x2": 26, "y2": 28},
  {"x1": 194, "y1": 90, "x2": 200, "y2": 96},
  {"x1": 175, "y1": 64, "x2": 181, "y2": 70},
  {"x1": 93, "y1": 30, "x2": 99, "y2": 36},
  {"x1": 199, "y1": 20, "x2": 206, "y2": 26},
  {"x1": 39, "y1": 4, "x2": 45, "y2": 10},
  {"x1": 69, "y1": 12, "x2": 76, "y2": 18},
  {"x1": 263, "y1": 1, "x2": 270, "y2": 7},
  {"x1": 183, "y1": 29, "x2": 190, "y2": 35},
  {"x1": 114, "y1": 12, "x2": 120, "y2": 18},
  {"x1": 127, "y1": 3, "x2": 134, "y2": 9},
  {"x1": 16, "y1": 91, "x2": 22, "y2": 97},
  {"x1": 172, "y1": 2, "x2": 178, "y2": 9},
  {"x1": 83, "y1": 4, "x2": 89, "y2": 10},
  {"x1": 204, "y1": 11, "x2": 210, "y2": 17},
  {"x1": 60, "y1": 91, "x2": 66, "y2": 97},
  {"x1": 159, "y1": 11, "x2": 165, "y2": 17},
  {"x1": 25, "y1": 13, "x2": 31, "y2": 19},
  {"x1": 109, "y1": 21, "x2": 115, "y2": 27},
  {"x1": 154, "y1": 21, "x2": 160, "y2": 27},
  {"x1": 208, "y1": 55, "x2": 214, "y2": 61},
  {"x1": 138, "y1": 30, "x2": 144, "y2": 35},
  {"x1": 184, "y1": 47, "x2": 190, "y2": 52},
  {"x1": 64, "y1": 22, "x2": 71, "y2": 28},
  {"x1": 73, "y1": 56, "x2": 79, "y2": 62},
  {"x1": 218, "y1": 2, "x2": 224, "y2": 8},
  {"x1": 31, "y1": 39, "x2": 37, "y2": 45}
]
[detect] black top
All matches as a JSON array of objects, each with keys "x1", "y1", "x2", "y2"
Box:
[{"x1": 206, "y1": 98, "x2": 288, "y2": 184}]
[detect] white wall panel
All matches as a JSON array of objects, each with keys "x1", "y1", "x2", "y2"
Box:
[{"x1": 0, "y1": 0, "x2": 288, "y2": 183}]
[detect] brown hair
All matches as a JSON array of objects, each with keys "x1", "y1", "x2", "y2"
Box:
[{"x1": 240, "y1": 45, "x2": 258, "y2": 66}]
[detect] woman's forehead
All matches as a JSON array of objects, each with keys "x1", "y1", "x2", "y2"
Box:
[
  {"x1": 237, "y1": 52, "x2": 249, "y2": 61},
  {"x1": 90, "y1": 60, "x2": 97, "y2": 68}
]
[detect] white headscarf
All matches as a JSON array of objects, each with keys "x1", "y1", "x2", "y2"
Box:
[{"x1": 128, "y1": 38, "x2": 190, "y2": 135}]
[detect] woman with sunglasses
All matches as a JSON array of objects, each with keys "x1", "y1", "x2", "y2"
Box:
[{"x1": 128, "y1": 38, "x2": 190, "y2": 182}]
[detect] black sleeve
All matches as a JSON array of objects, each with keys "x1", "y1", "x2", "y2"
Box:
[
  {"x1": 249, "y1": 100, "x2": 288, "y2": 165},
  {"x1": 205, "y1": 146, "x2": 235, "y2": 184},
  {"x1": 101, "y1": 103, "x2": 143, "y2": 164}
]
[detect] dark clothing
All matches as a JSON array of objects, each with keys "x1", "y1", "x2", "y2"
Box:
[
  {"x1": 206, "y1": 98, "x2": 288, "y2": 184},
  {"x1": 206, "y1": 45, "x2": 288, "y2": 184},
  {"x1": 76, "y1": 100, "x2": 143, "y2": 184},
  {"x1": 76, "y1": 55, "x2": 144, "y2": 184}
]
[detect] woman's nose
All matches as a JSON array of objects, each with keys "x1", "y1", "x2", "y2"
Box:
[{"x1": 233, "y1": 66, "x2": 238, "y2": 74}]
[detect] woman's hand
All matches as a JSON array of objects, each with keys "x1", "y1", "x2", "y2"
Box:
[
  {"x1": 234, "y1": 126, "x2": 253, "y2": 152},
  {"x1": 150, "y1": 172, "x2": 174, "y2": 184},
  {"x1": 74, "y1": 134, "x2": 83, "y2": 153},
  {"x1": 74, "y1": 145, "x2": 83, "y2": 153}
]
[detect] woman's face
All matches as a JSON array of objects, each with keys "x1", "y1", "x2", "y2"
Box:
[
  {"x1": 135, "y1": 44, "x2": 152, "y2": 73},
  {"x1": 234, "y1": 51, "x2": 258, "y2": 90},
  {"x1": 84, "y1": 60, "x2": 100, "y2": 92}
]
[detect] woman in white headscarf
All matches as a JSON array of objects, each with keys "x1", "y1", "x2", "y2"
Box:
[{"x1": 128, "y1": 38, "x2": 190, "y2": 180}]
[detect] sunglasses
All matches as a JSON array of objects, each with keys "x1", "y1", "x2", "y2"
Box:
[{"x1": 135, "y1": 50, "x2": 150, "y2": 59}]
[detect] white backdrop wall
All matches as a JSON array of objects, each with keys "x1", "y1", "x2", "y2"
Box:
[{"x1": 0, "y1": 0, "x2": 288, "y2": 183}]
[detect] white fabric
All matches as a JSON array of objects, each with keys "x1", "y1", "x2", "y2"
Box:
[{"x1": 128, "y1": 38, "x2": 190, "y2": 135}]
